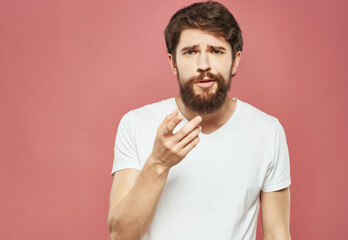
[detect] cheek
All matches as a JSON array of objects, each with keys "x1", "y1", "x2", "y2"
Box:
[
  {"x1": 213, "y1": 57, "x2": 232, "y2": 69},
  {"x1": 176, "y1": 62, "x2": 193, "y2": 79},
  {"x1": 215, "y1": 60, "x2": 233, "y2": 77}
]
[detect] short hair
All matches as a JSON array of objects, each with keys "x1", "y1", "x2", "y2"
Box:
[{"x1": 164, "y1": 1, "x2": 243, "y2": 64}]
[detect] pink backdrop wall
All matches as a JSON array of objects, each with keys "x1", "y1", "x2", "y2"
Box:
[{"x1": 1, "y1": 0, "x2": 347, "y2": 239}]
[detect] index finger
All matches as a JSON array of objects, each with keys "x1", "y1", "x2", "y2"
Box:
[
  {"x1": 162, "y1": 108, "x2": 179, "y2": 125},
  {"x1": 165, "y1": 114, "x2": 183, "y2": 134}
]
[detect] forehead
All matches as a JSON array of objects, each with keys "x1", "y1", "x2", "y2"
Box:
[{"x1": 177, "y1": 29, "x2": 231, "y2": 50}]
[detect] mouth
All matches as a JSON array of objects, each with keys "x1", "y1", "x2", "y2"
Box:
[
  {"x1": 195, "y1": 78, "x2": 216, "y2": 83},
  {"x1": 195, "y1": 78, "x2": 216, "y2": 88}
]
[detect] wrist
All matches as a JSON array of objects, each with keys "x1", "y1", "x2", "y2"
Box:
[{"x1": 147, "y1": 153, "x2": 171, "y2": 176}]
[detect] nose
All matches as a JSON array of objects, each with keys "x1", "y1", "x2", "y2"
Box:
[{"x1": 197, "y1": 51, "x2": 211, "y2": 72}]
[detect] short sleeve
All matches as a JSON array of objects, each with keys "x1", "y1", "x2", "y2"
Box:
[
  {"x1": 262, "y1": 120, "x2": 291, "y2": 192},
  {"x1": 111, "y1": 111, "x2": 141, "y2": 176}
]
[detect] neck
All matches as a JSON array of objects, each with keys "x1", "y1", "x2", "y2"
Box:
[{"x1": 174, "y1": 96, "x2": 236, "y2": 133}]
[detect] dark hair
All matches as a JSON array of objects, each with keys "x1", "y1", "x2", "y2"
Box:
[{"x1": 164, "y1": 0, "x2": 243, "y2": 64}]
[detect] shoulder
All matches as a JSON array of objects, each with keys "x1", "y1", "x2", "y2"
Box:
[
  {"x1": 237, "y1": 98, "x2": 282, "y2": 133},
  {"x1": 120, "y1": 97, "x2": 176, "y2": 128},
  {"x1": 130, "y1": 97, "x2": 176, "y2": 118}
]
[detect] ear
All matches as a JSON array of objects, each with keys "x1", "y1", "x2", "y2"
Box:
[
  {"x1": 231, "y1": 51, "x2": 242, "y2": 75},
  {"x1": 168, "y1": 54, "x2": 177, "y2": 76}
]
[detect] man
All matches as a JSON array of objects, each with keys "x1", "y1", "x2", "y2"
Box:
[{"x1": 108, "y1": 1, "x2": 291, "y2": 240}]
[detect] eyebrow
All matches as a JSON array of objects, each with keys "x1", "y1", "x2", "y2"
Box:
[{"x1": 180, "y1": 45, "x2": 227, "y2": 52}]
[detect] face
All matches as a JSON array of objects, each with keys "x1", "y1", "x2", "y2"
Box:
[{"x1": 169, "y1": 29, "x2": 239, "y2": 114}]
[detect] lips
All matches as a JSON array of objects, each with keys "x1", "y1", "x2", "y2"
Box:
[
  {"x1": 195, "y1": 78, "x2": 216, "y2": 88},
  {"x1": 195, "y1": 77, "x2": 215, "y2": 83}
]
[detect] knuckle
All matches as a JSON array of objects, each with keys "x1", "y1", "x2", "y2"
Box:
[
  {"x1": 187, "y1": 133, "x2": 195, "y2": 142},
  {"x1": 177, "y1": 150, "x2": 185, "y2": 158},
  {"x1": 158, "y1": 124, "x2": 165, "y2": 132},
  {"x1": 165, "y1": 124, "x2": 172, "y2": 133},
  {"x1": 171, "y1": 146, "x2": 180, "y2": 155},
  {"x1": 163, "y1": 142, "x2": 171, "y2": 150},
  {"x1": 164, "y1": 115, "x2": 170, "y2": 121},
  {"x1": 180, "y1": 128, "x2": 189, "y2": 137},
  {"x1": 188, "y1": 130, "x2": 198, "y2": 140}
]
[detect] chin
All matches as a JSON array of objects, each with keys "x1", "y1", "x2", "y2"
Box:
[
  {"x1": 196, "y1": 91, "x2": 217, "y2": 101},
  {"x1": 195, "y1": 87, "x2": 218, "y2": 96}
]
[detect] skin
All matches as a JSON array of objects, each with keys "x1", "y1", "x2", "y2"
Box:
[
  {"x1": 168, "y1": 28, "x2": 291, "y2": 239},
  {"x1": 168, "y1": 28, "x2": 241, "y2": 134}
]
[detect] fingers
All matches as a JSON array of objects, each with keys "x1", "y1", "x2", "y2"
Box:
[
  {"x1": 163, "y1": 108, "x2": 179, "y2": 124},
  {"x1": 173, "y1": 115, "x2": 202, "y2": 142},
  {"x1": 153, "y1": 110, "x2": 202, "y2": 167},
  {"x1": 176, "y1": 125, "x2": 201, "y2": 149},
  {"x1": 179, "y1": 134, "x2": 200, "y2": 157},
  {"x1": 165, "y1": 114, "x2": 183, "y2": 134}
]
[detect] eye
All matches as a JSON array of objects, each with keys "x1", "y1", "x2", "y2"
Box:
[
  {"x1": 212, "y1": 50, "x2": 223, "y2": 55},
  {"x1": 185, "y1": 50, "x2": 195, "y2": 55}
]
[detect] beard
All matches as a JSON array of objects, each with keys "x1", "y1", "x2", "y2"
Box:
[{"x1": 177, "y1": 69, "x2": 232, "y2": 115}]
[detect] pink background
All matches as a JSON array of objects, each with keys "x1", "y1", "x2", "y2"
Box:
[{"x1": 1, "y1": 0, "x2": 347, "y2": 239}]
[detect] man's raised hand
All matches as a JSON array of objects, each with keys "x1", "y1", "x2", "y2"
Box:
[{"x1": 150, "y1": 108, "x2": 202, "y2": 171}]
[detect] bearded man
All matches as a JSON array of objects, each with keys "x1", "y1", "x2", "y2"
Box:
[{"x1": 108, "y1": 1, "x2": 291, "y2": 240}]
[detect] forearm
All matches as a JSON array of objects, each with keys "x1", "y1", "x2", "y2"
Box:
[
  {"x1": 261, "y1": 187, "x2": 291, "y2": 240},
  {"x1": 108, "y1": 154, "x2": 170, "y2": 240}
]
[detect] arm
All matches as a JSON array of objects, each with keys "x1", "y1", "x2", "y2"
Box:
[
  {"x1": 108, "y1": 155, "x2": 170, "y2": 240},
  {"x1": 261, "y1": 187, "x2": 291, "y2": 240},
  {"x1": 108, "y1": 108, "x2": 202, "y2": 240}
]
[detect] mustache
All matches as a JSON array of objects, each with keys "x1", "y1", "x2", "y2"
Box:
[
  {"x1": 197, "y1": 71, "x2": 216, "y2": 80},
  {"x1": 187, "y1": 71, "x2": 222, "y2": 85}
]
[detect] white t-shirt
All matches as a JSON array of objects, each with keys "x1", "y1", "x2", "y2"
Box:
[{"x1": 111, "y1": 97, "x2": 291, "y2": 240}]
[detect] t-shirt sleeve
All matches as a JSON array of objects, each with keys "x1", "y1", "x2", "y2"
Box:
[
  {"x1": 111, "y1": 111, "x2": 141, "y2": 176},
  {"x1": 261, "y1": 119, "x2": 291, "y2": 192}
]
